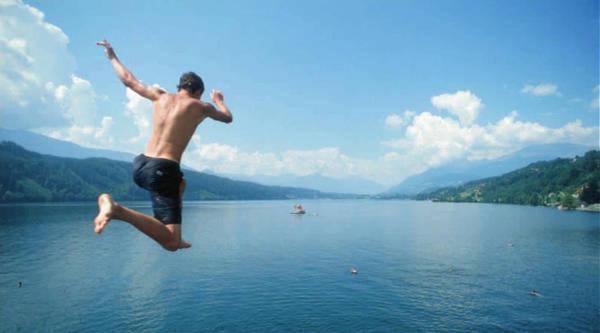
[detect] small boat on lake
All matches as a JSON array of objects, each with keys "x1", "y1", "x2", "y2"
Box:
[{"x1": 291, "y1": 204, "x2": 306, "y2": 214}]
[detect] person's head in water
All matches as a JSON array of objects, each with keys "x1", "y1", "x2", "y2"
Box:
[{"x1": 177, "y1": 72, "x2": 204, "y2": 98}]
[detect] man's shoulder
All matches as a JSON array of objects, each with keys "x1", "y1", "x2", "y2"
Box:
[
  {"x1": 189, "y1": 99, "x2": 213, "y2": 111},
  {"x1": 173, "y1": 97, "x2": 212, "y2": 113},
  {"x1": 150, "y1": 87, "x2": 168, "y2": 99}
]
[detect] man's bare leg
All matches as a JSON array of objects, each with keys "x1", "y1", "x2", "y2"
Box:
[
  {"x1": 168, "y1": 224, "x2": 191, "y2": 249},
  {"x1": 94, "y1": 194, "x2": 186, "y2": 251}
]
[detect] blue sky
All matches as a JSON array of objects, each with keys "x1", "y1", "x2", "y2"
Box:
[{"x1": 2, "y1": 0, "x2": 598, "y2": 185}]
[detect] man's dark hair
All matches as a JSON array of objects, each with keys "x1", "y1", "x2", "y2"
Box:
[{"x1": 177, "y1": 72, "x2": 204, "y2": 95}]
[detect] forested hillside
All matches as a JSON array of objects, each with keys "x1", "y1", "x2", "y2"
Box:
[
  {"x1": 417, "y1": 150, "x2": 600, "y2": 209},
  {"x1": 0, "y1": 141, "x2": 349, "y2": 202}
]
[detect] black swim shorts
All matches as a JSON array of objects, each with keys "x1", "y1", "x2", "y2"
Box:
[{"x1": 132, "y1": 154, "x2": 184, "y2": 224}]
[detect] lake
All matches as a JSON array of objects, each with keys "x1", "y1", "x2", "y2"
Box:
[{"x1": 0, "y1": 200, "x2": 598, "y2": 332}]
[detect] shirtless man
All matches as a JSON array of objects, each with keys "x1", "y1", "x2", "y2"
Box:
[{"x1": 93, "y1": 39, "x2": 232, "y2": 251}]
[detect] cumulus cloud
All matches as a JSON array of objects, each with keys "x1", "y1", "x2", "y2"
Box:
[
  {"x1": 46, "y1": 75, "x2": 101, "y2": 126},
  {"x1": 521, "y1": 83, "x2": 559, "y2": 96},
  {"x1": 185, "y1": 136, "x2": 359, "y2": 178},
  {"x1": 0, "y1": 0, "x2": 76, "y2": 128},
  {"x1": 384, "y1": 114, "x2": 403, "y2": 127},
  {"x1": 431, "y1": 90, "x2": 482, "y2": 125},
  {"x1": 43, "y1": 116, "x2": 115, "y2": 148},
  {"x1": 184, "y1": 139, "x2": 433, "y2": 186},
  {"x1": 381, "y1": 110, "x2": 597, "y2": 170},
  {"x1": 384, "y1": 110, "x2": 415, "y2": 127},
  {"x1": 0, "y1": 1, "x2": 155, "y2": 151},
  {"x1": 124, "y1": 87, "x2": 152, "y2": 143}
]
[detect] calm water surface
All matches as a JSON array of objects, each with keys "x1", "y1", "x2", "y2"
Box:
[{"x1": 0, "y1": 200, "x2": 598, "y2": 332}]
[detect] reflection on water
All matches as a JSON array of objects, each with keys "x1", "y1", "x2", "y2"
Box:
[{"x1": 0, "y1": 200, "x2": 598, "y2": 332}]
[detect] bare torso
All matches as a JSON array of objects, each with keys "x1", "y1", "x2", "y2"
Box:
[{"x1": 143, "y1": 93, "x2": 209, "y2": 163}]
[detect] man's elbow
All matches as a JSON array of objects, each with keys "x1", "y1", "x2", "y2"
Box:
[
  {"x1": 220, "y1": 114, "x2": 232, "y2": 123},
  {"x1": 119, "y1": 74, "x2": 135, "y2": 88},
  {"x1": 120, "y1": 78, "x2": 134, "y2": 88}
]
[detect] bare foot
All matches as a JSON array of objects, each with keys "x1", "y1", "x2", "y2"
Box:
[
  {"x1": 179, "y1": 240, "x2": 192, "y2": 249},
  {"x1": 94, "y1": 193, "x2": 117, "y2": 234}
]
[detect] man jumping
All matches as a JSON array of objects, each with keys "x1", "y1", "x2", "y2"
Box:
[{"x1": 93, "y1": 39, "x2": 232, "y2": 251}]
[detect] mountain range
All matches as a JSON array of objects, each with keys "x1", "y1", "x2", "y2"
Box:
[
  {"x1": 2, "y1": 128, "x2": 594, "y2": 198},
  {"x1": 0, "y1": 128, "x2": 385, "y2": 194},
  {"x1": 0, "y1": 141, "x2": 353, "y2": 202},
  {"x1": 386, "y1": 143, "x2": 594, "y2": 195}
]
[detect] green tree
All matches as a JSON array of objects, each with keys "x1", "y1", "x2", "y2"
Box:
[
  {"x1": 560, "y1": 194, "x2": 578, "y2": 210},
  {"x1": 579, "y1": 182, "x2": 600, "y2": 205}
]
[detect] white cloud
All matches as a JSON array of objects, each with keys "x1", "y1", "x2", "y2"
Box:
[
  {"x1": 0, "y1": 0, "x2": 150, "y2": 151},
  {"x1": 46, "y1": 75, "x2": 101, "y2": 126},
  {"x1": 383, "y1": 152, "x2": 401, "y2": 161},
  {"x1": 0, "y1": 1, "x2": 153, "y2": 152},
  {"x1": 124, "y1": 87, "x2": 152, "y2": 143},
  {"x1": 521, "y1": 83, "x2": 559, "y2": 96},
  {"x1": 384, "y1": 110, "x2": 415, "y2": 128},
  {"x1": 0, "y1": 0, "x2": 76, "y2": 128},
  {"x1": 382, "y1": 110, "x2": 598, "y2": 169},
  {"x1": 183, "y1": 136, "x2": 382, "y2": 182},
  {"x1": 195, "y1": 142, "x2": 239, "y2": 162},
  {"x1": 41, "y1": 116, "x2": 115, "y2": 149},
  {"x1": 184, "y1": 140, "x2": 428, "y2": 186},
  {"x1": 385, "y1": 113, "x2": 403, "y2": 127},
  {"x1": 431, "y1": 90, "x2": 482, "y2": 125}
]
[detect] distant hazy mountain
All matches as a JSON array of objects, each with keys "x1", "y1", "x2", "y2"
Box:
[
  {"x1": 387, "y1": 143, "x2": 594, "y2": 195},
  {"x1": 0, "y1": 141, "x2": 354, "y2": 202},
  {"x1": 225, "y1": 173, "x2": 386, "y2": 195},
  {"x1": 0, "y1": 128, "x2": 135, "y2": 162}
]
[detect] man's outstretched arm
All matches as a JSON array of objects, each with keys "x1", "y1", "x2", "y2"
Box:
[{"x1": 96, "y1": 39, "x2": 164, "y2": 101}]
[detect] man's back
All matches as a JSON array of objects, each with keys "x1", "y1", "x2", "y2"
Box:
[{"x1": 145, "y1": 93, "x2": 205, "y2": 163}]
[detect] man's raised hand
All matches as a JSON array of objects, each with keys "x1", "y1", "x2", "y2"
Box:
[
  {"x1": 211, "y1": 89, "x2": 224, "y2": 104},
  {"x1": 207, "y1": 89, "x2": 232, "y2": 123},
  {"x1": 96, "y1": 39, "x2": 116, "y2": 59}
]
